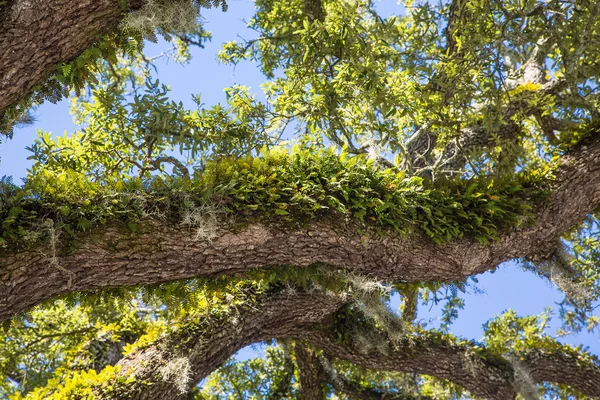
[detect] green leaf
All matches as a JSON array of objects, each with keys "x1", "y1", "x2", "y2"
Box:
[{"x1": 128, "y1": 222, "x2": 138, "y2": 233}]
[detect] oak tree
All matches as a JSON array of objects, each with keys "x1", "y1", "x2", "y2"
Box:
[{"x1": 1, "y1": 0, "x2": 600, "y2": 398}]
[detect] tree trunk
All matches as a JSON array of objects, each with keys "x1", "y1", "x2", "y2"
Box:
[
  {"x1": 0, "y1": 0, "x2": 142, "y2": 115},
  {"x1": 295, "y1": 343, "x2": 325, "y2": 399}
]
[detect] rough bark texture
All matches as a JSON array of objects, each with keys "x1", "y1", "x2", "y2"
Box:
[
  {"x1": 305, "y1": 329, "x2": 600, "y2": 399},
  {"x1": 523, "y1": 350, "x2": 600, "y2": 397},
  {"x1": 99, "y1": 289, "x2": 346, "y2": 399},
  {"x1": 0, "y1": 0, "x2": 142, "y2": 115},
  {"x1": 295, "y1": 343, "x2": 325, "y2": 400},
  {"x1": 2, "y1": 135, "x2": 600, "y2": 321},
  {"x1": 307, "y1": 330, "x2": 515, "y2": 399}
]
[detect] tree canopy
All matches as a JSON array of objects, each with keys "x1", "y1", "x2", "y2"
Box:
[{"x1": 1, "y1": 0, "x2": 600, "y2": 398}]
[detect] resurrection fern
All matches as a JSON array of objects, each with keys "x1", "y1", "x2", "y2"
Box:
[{"x1": 0, "y1": 147, "x2": 550, "y2": 251}]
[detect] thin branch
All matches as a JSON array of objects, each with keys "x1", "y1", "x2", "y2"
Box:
[
  {"x1": 400, "y1": 286, "x2": 419, "y2": 325},
  {"x1": 152, "y1": 156, "x2": 190, "y2": 178}
]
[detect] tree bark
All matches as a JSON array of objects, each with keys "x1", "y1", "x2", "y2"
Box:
[
  {"x1": 2, "y1": 135, "x2": 600, "y2": 321},
  {"x1": 305, "y1": 327, "x2": 600, "y2": 399},
  {"x1": 0, "y1": 0, "x2": 142, "y2": 115},
  {"x1": 97, "y1": 289, "x2": 346, "y2": 399},
  {"x1": 295, "y1": 343, "x2": 325, "y2": 399},
  {"x1": 318, "y1": 353, "x2": 426, "y2": 400}
]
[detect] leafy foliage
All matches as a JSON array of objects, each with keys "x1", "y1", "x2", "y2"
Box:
[
  {"x1": 1, "y1": 144, "x2": 550, "y2": 251},
  {"x1": 0, "y1": 298, "x2": 149, "y2": 398}
]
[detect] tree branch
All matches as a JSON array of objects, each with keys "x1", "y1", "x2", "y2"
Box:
[
  {"x1": 444, "y1": 0, "x2": 468, "y2": 58},
  {"x1": 435, "y1": 77, "x2": 568, "y2": 174},
  {"x1": 90, "y1": 289, "x2": 346, "y2": 399},
  {"x1": 2, "y1": 135, "x2": 600, "y2": 320},
  {"x1": 306, "y1": 325, "x2": 600, "y2": 399},
  {"x1": 33, "y1": 291, "x2": 599, "y2": 399},
  {"x1": 0, "y1": 0, "x2": 143, "y2": 116},
  {"x1": 304, "y1": 0, "x2": 324, "y2": 23},
  {"x1": 408, "y1": 27, "x2": 568, "y2": 176},
  {"x1": 295, "y1": 343, "x2": 326, "y2": 399},
  {"x1": 400, "y1": 286, "x2": 419, "y2": 325},
  {"x1": 319, "y1": 354, "x2": 428, "y2": 400},
  {"x1": 151, "y1": 156, "x2": 189, "y2": 178}
]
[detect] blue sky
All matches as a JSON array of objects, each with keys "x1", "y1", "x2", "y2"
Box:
[{"x1": 1, "y1": 0, "x2": 598, "y2": 363}]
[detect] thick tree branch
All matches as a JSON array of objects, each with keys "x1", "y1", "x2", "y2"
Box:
[
  {"x1": 295, "y1": 343, "x2": 326, "y2": 399},
  {"x1": 306, "y1": 327, "x2": 600, "y2": 399},
  {"x1": 92, "y1": 289, "x2": 346, "y2": 399},
  {"x1": 523, "y1": 349, "x2": 600, "y2": 397},
  {"x1": 0, "y1": 0, "x2": 143, "y2": 117},
  {"x1": 444, "y1": 0, "x2": 468, "y2": 59},
  {"x1": 304, "y1": 0, "x2": 324, "y2": 23},
  {"x1": 37, "y1": 291, "x2": 599, "y2": 399},
  {"x1": 2, "y1": 135, "x2": 600, "y2": 320}
]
